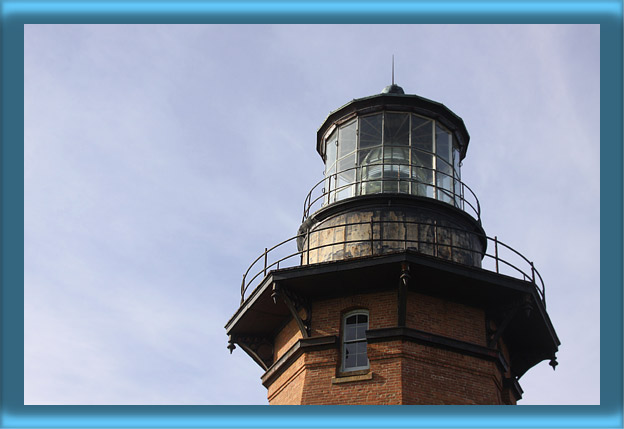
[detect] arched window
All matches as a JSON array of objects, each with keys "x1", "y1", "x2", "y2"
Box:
[{"x1": 342, "y1": 310, "x2": 369, "y2": 371}]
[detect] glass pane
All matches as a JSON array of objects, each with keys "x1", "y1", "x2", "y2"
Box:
[
  {"x1": 437, "y1": 173, "x2": 453, "y2": 204},
  {"x1": 412, "y1": 115, "x2": 433, "y2": 152},
  {"x1": 399, "y1": 165, "x2": 410, "y2": 193},
  {"x1": 356, "y1": 352, "x2": 368, "y2": 368},
  {"x1": 356, "y1": 314, "x2": 367, "y2": 324},
  {"x1": 436, "y1": 124, "x2": 451, "y2": 163},
  {"x1": 337, "y1": 153, "x2": 357, "y2": 174},
  {"x1": 362, "y1": 180, "x2": 382, "y2": 195},
  {"x1": 326, "y1": 174, "x2": 337, "y2": 203},
  {"x1": 384, "y1": 112, "x2": 410, "y2": 146},
  {"x1": 359, "y1": 114, "x2": 382, "y2": 149},
  {"x1": 336, "y1": 172, "x2": 354, "y2": 200},
  {"x1": 345, "y1": 325, "x2": 356, "y2": 341},
  {"x1": 356, "y1": 325, "x2": 367, "y2": 339},
  {"x1": 384, "y1": 146, "x2": 409, "y2": 164},
  {"x1": 383, "y1": 164, "x2": 399, "y2": 179},
  {"x1": 383, "y1": 165, "x2": 399, "y2": 193},
  {"x1": 454, "y1": 178, "x2": 462, "y2": 208},
  {"x1": 437, "y1": 158, "x2": 452, "y2": 178},
  {"x1": 344, "y1": 343, "x2": 356, "y2": 368},
  {"x1": 338, "y1": 121, "x2": 357, "y2": 159},
  {"x1": 359, "y1": 147, "x2": 382, "y2": 166},
  {"x1": 453, "y1": 148, "x2": 461, "y2": 179},
  {"x1": 362, "y1": 163, "x2": 383, "y2": 195},
  {"x1": 325, "y1": 129, "x2": 337, "y2": 170},
  {"x1": 412, "y1": 166, "x2": 433, "y2": 185},
  {"x1": 412, "y1": 167, "x2": 434, "y2": 198},
  {"x1": 411, "y1": 150, "x2": 433, "y2": 170},
  {"x1": 356, "y1": 341, "x2": 367, "y2": 354},
  {"x1": 346, "y1": 315, "x2": 357, "y2": 325},
  {"x1": 384, "y1": 181, "x2": 398, "y2": 193}
]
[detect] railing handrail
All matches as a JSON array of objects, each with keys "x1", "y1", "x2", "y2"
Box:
[
  {"x1": 240, "y1": 218, "x2": 545, "y2": 307},
  {"x1": 301, "y1": 163, "x2": 481, "y2": 223}
]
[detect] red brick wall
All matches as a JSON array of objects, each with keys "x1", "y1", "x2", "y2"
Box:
[
  {"x1": 267, "y1": 354, "x2": 306, "y2": 404},
  {"x1": 406, "y1": 292, "x2": 486, "y2": 345},
  {"x1": 267, "y1": 290, "x2": 510, "y2": 405},
  {"x1": 274, "y1": 317, "x2": 303, "y2": 361},
  {"x1": 310, "y1": 291, "x2": 397, "y2": 336}
]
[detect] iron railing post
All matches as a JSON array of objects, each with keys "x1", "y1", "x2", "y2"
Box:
[
  {"x1": 264, "y1": 248, "x2": 268, "y2": 276},
  {"x1": 240, "y1": 274, "x2": 246, "y2": 304},
  {"x1": 494, "y1": 236, "x2": 499, "y2": 273},
  {"x1": 449, "y1": 227, "x2": 454, "y2": 261},
  {"x1": 531, "y1": 261, "x2": 535, "y2": 283},
  {"x1": 306, "y1": 230, "x2": 310, "y2": 265},
  {"x1": 370, "y1": 218, "x2": 374, "y2": 256},
  {"x1": 434, "y1": 221, "x2": 438, "y2": 257},
  {"x1": 404, "y1": 221, "x2": 407, "y2": 251}
]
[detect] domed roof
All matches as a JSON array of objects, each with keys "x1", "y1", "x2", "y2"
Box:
[{"x1": 381, "y1": 84, "x2": 405, "y2": 94}]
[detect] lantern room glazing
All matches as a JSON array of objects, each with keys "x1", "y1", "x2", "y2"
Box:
[{"x1": 322, "y1": 110, "x2": 463, "y2": 208}]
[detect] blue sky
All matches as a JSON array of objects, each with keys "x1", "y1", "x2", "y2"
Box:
[{"x1": 24, "y1": 24, "x2": 600, "y2": 405}]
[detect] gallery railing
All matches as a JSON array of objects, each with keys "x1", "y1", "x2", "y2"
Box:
[
  {"x1": 240, "y1": 219, "x2": 545, "y2": 307},
  {"x1": 302, "y1": 164, "x2": 481, "y2": 223}
]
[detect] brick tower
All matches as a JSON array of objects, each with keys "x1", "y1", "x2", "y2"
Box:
[{"x1": 225, "y1": 83, "x2": 559, "y2": 405}]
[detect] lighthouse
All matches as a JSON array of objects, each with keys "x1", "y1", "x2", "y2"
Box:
[{"x1": 225, "y1": 83, "x2": 559, "y2": 405}]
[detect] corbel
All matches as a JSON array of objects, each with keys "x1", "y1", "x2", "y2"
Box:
[
  {"x1": 271, "y1": 282, "x2": 311, "y2": 338},
  {"x1": 228, "y1": 334, "x2": 273, "y2": 371}
]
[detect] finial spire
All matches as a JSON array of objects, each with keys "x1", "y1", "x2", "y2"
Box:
[{"x1": 381, "y1": 56, "x2": 404, "y2": 94}]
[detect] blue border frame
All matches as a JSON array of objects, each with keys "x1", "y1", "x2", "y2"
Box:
[{"x1": 2, "y1": 2, "x2": 622, "y2": 428}]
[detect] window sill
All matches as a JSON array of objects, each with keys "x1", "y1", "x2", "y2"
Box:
[{"x1": 331, "y1": 372, "x2": 373, "y2": 384}]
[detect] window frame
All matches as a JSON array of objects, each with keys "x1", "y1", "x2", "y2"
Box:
[{"x1": 341, "y1": 309, "x2": 370, "y2": 372}]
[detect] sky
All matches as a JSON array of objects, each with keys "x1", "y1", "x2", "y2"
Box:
[{"x1": 24, "y1": 24, "x2": 600, "y2": 405}]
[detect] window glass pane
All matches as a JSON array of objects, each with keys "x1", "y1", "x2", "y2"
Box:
[
  {"x1": 412, "y1": 166, "x2": 433, "y2": 185},
  {"x1": 346, "y1": 315, "x2": 357, "y2": 325},
  {"x1": 356, "y1": 341, "x2": 367, "y2": 354},
  {"x1": 359, "y1": 114, "x2": 382, "y2": 149},
  {"x1": 412, "y1": 115, "x2": 433, "y2": 152},
  {"x1": 338, "y1": 121, "x2": 357, "y2": 159},
  {"x1": 411, "y1": 150, "x2": 433, "y2": 170},
  {"x1": 327, "y1": 174, "x2": 336, "y2": 203},
  {"x1": 453, "y1": 148, "x2": 461, "y2": 179},
  {"x1": 362, "y1": 161, "x2": 383, "y2": 195},
  {"x1": 325, "y1": 129, "x2": 337, "y2": 171},
  {"x1": 362, "y1": 180, "x2": 382, "y2": 195},
  {"x1": 356, "y1": 325, "x2": 367, "y2": 339},
  {"x1": 384, "y1": 112, "x2": 410, "y2": 146},
  {"x1": 436, "y1": 125, "x2": 451, "y2": 163},
  {"x1": 336, "y1": 172, "x2": 355, "y2": 200},
  {"x1": 454, "y1": 178, "x2": 462, "y2": 208},
  {"x1": 356, "y1": 352, "x2": 368, "y2": 368},
  {"x1": 383, "y1": 165, "x2": 400, "y2": 193},
  {"x1": 344, "y1": 343, "x2": 356, "y2": 368},
  {"x1": 356, "y1": 314, "x2": 367, "y2": 324},
  {"x1": 359, "y1": 147, "x2": 382, "y2": 166},
  {"x1": 437, "y1": 171, "x2": 453, "y2": 204},
  {"x1": 345, "y1": 325, "x2": 356, "y2": 341},
  {"x1": 337, "y1": 153, "x2": 356, "y2": 173},
  {"x1": 384, "y1": 146, "x2": 409, "y2": 164},
  {"x1": 412, "y1": 166, "x2": 434, "y2": 198},
  {"x1": 437, "y1": 158, "x2": 452, "y2": 178}
]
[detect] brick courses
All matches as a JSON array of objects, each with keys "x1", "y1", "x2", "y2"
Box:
[{"x1": 265, "y1": 290, "x2": 517, "y2": 405}]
